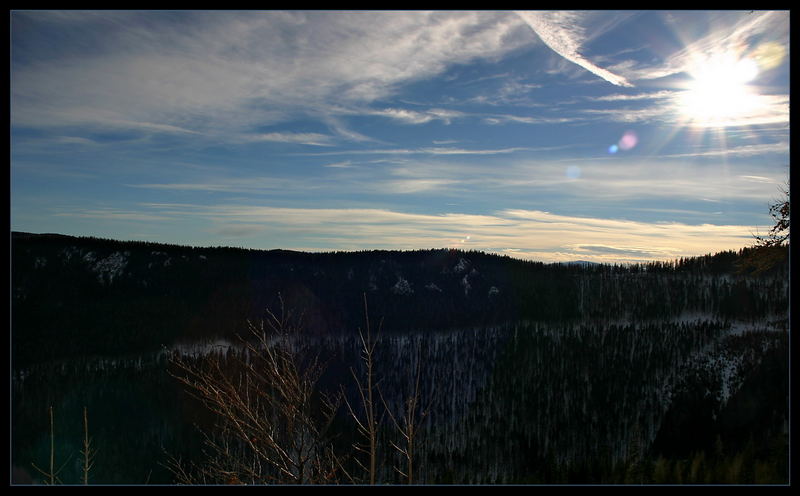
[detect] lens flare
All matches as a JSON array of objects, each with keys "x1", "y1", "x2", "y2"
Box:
[
  {"x1": 618, "y1": 130, "x2": 638, "y2": 151},
  {"x1": 608, "y1": 130, "x2": 637, "y2": 154},
  {"x1": 751, "y1": 41, "x2": 786, "y2": 71}
]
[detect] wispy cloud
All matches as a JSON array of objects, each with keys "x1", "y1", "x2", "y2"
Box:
[
  {"x1": 380, "y1": 178, "x2": 461, "y2": 194},
  {"x1": 656, "y1": 141, "x2": 789, "y2": 159},
  {"x1": 123, "y1": 147, "x2": 787, "y2": 213},
  {"x1": 572, "y1": 244, "x2": 666, "y2": 258},
  {"x1": 122, "y1": 202, "x2": 761, "y2": 263},
  {"x1": 245, "y1": 132, "x2": 336, "y2": 146},
  {"x1": 573, "y1": 106, "x2": 674, "y2": 124},
  {"x1": 51, "y1": 136, "x2": 101, "y2": 146},
  {"x1": 587, "y1": 90, "x2": 677, "y2": 102},
  {"x1": 54, "y1": 208, "x2": 174, "y2": 222},
  {"x1": 312, "y1": 115, "x2": 380, "y2": 144},
  {"x1": 369, "y1": 107, "x2": 467, "y2": 125},
  {"x1": 613, "y1": 11, "x2": 789, "y2": 82},
  {"x1": 12, "y1": 11, "x2": 530, "y2": 139},
  {"x1": 574, "y1": 91, "x2": 788, "y2": 128},
  {"x1": 515, "y1": 11, "x2": 633, "y2": 87},
  {"x1": 418, "y1": 147, "x2": 532, "y2": 156},
  {"x1": 128, "y1": 175, "x2": 329, "y2": 195},
  {"x1": 738, "y1": 175, "x2": 777, "y2": 184},
  {"x1": 299, "y1": 146, "x2": 537, "y2": 157},
  {"x1": 322, "y1": 160, "x2": 355, "y2": 169},
  {"x1": 214, "y1": 224, "x2": 268, "y2": 237},
  {"x1": 374, "y1": 156, "x2": 788, "y2": 204},
  {"x1": 482, "y1": 114, "x2": 576, "y2": 125},
  {"x1": 342, "y1": 104, "x2": 581, "y2": 127}
]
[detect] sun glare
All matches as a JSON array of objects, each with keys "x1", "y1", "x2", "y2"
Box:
[{"x1": 677, "y1": 52, "x2": 761, "y2": 127}]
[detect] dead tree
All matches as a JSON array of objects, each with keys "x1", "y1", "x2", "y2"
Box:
[
  {"x1": 380, "y1": 343, "x2": 430, "y2": 484},
  {"x1": 168, "y1": 297, "x2": 344, "y2": 484},
  {"x1": 342, "y1": 293, "x2": 382, "y2": 484}
]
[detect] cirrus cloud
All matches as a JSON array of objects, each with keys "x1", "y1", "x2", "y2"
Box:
[
  {"x1": 11, "y1": 11, "x2": 532, "y2": 140},
  {"x1": 56, "y1": 202, "x2": 761, "y2": 264}
]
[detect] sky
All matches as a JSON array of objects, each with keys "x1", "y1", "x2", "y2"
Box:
[{"x1": 10, "y1": 10, "x2": 791, "y2": 264}]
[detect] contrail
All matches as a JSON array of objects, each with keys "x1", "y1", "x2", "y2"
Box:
[{"x1": 516, "y1": 11, "x2": 633, "y2": 87}]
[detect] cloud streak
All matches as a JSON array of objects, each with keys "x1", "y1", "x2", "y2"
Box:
[
  {"x1": 369, "y1": 107, "x2": 467, "y2": 125},
  {"x1": 245, "y1": 132, "x2": 336, "y2": 146},
  {"x1": 656, "y1": 141, "x2": 789, "y2": 159},
  {"x1": 515, "y1": 11, "x2": 633, "y2": 87},
  {"x1": 125, "y1": 153, "x2": 788, "y2": 208},
  {"x1": 93, "y1": 203, "x2": 759, "y2": 264},
  {"x1": 299, "y1": 146, "x2": 538, "y2": 157}
]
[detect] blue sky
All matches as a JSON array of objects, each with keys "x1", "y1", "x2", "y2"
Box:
[{"x1": 11, "y1": 10, "x2": 790, "y2": 263}]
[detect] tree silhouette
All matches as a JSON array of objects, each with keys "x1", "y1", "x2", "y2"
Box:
[
  {"x1": 754, "y1": 181, "x2": 789, "y2": 248},
  {"x1": 167, "y1": 298, "x2": 345, "y2": 484},
  {"x1": 738, "y1": 181, "x2": 790, "y2": 275}
]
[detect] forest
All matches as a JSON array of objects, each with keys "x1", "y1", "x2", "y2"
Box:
[
  {"x1": 11, "y1": 231, "x2": 788, "y2": 368},
  {"x1": 10, "y1": 232, "x2": 790, "y2": 484}
]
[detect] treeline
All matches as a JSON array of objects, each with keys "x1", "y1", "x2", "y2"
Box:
[{"x1": 11, "y1": 232, "x2": 789, "y2": 369}]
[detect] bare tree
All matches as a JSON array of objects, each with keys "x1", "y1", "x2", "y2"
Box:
[
  {"x1": 342, "y1": 293, "x2": 382, "y2": 484},
  {"x1": 81, "y1": 406, "x2": 97, "y2": 485},
  {"x1": 380, "y1": 343, "x2": 430, "y2": 484},
  {"x1": 167, "y1": 296, "x2": 345, "y2": 484},
  {"x1": 31, "y1": 406, "x2": 70, "y2": 485},
  {"x1": 167, "y1": 293, "x2": 432, "y2": 485}
]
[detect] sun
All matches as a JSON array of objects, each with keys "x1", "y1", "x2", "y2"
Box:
[{"x1": 676, "y1": 52, "x2": 761, "y2": 127}]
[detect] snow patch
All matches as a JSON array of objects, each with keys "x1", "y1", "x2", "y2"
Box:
[
  {"x1": 169, "y1": 338, "x2": 237, "y2": 358},
  {"x1": 61, "y1": 246, "x2": 80, "y2": 261},
  {"x1": 391, "y1": 276, "x2": 414, "y2": 295},
  {"x1": 725, "y1": 321, "x2": 757, "y2": 337},
  {"x1": 425, "y1": 282, "x2": 442, "y2": 292},
  {"x1": 454, "y1": 257, "x2": 470, "y2": 274},
  {"x1": 718, "y1": 355, "x2": 743, "y2": 403},
  {"x1": 91, "y1": 251, "x2": 129, "y2": 284},
  {"x1": 461, "y1": 274, "x2": 471, "y2": 295}
]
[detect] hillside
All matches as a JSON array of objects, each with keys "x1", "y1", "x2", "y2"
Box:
[
  {"x1": 11, "y1": 232, "x2": 789, "y2": 370},
  {"x1": 10, "y1": 232, "x2": 790, "y2": 484}
]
